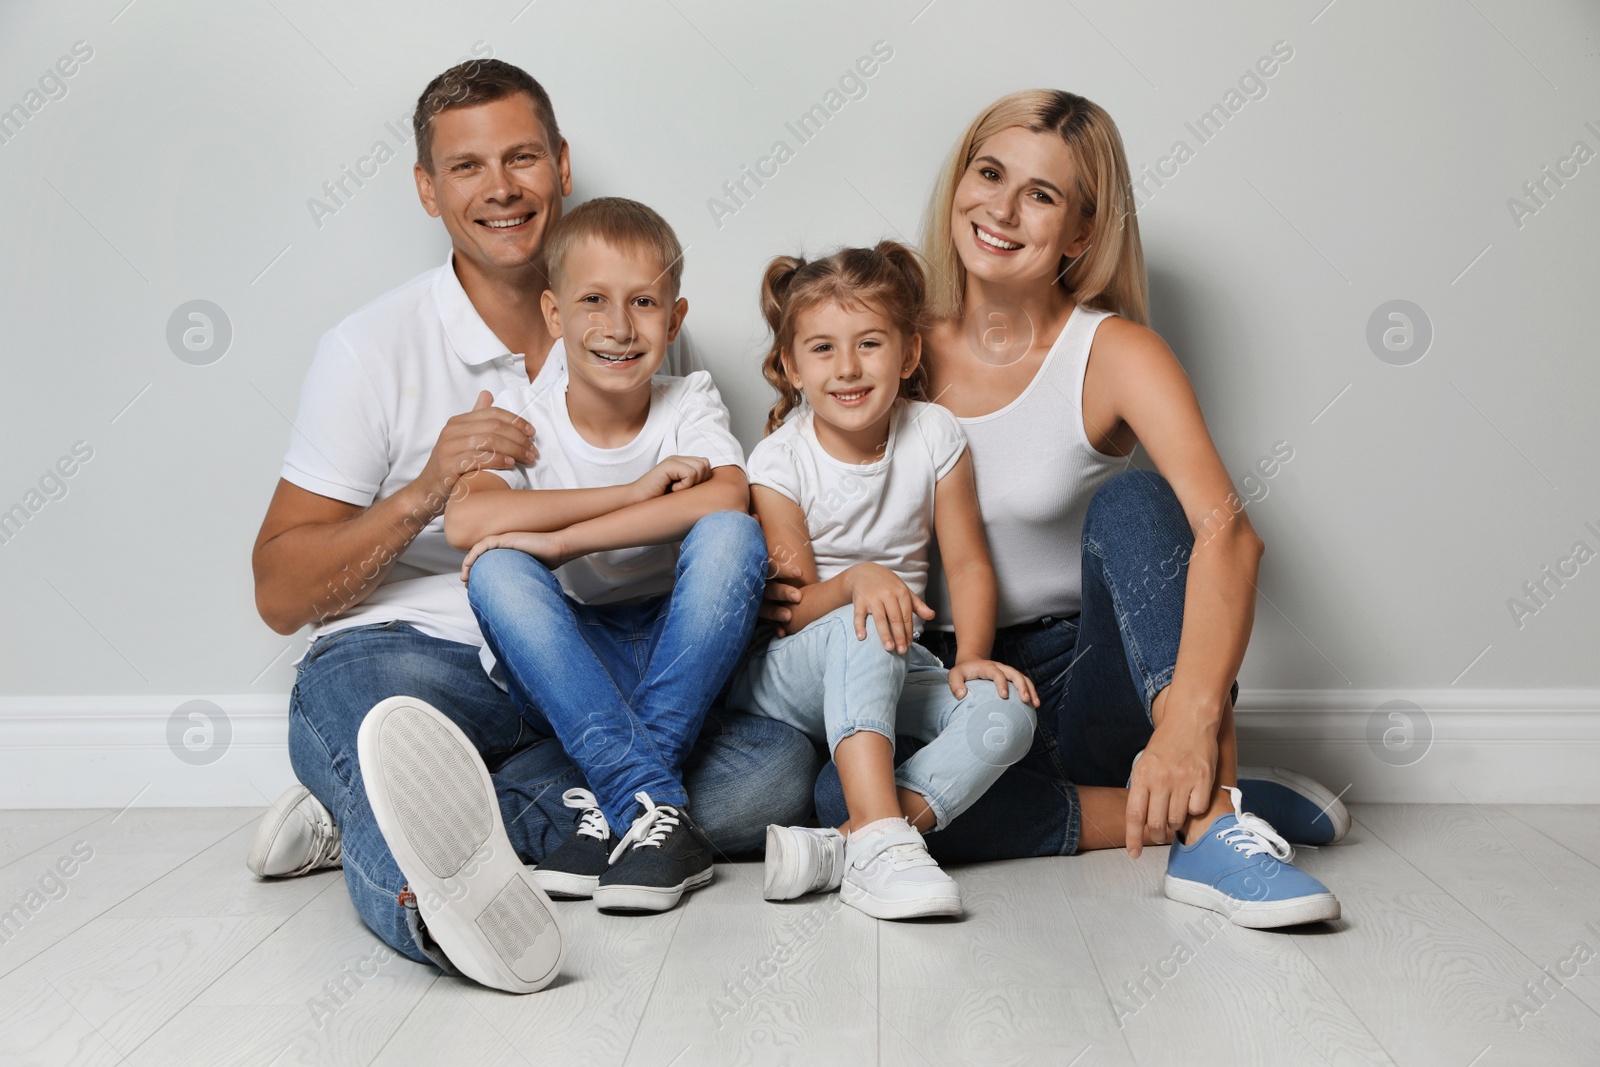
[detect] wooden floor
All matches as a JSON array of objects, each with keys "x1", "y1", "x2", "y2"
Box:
[{"x1": 1, "y1": 805, "x2": 1598, "y2": 1066}]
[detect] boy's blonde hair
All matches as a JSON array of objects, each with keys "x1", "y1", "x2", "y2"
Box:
[
  {"x1": 922, "y1": 89, "x2": 1149, "y2": 326},
  {"x1": 543, "y1": 197, "x2": 684, "y2": 296}
]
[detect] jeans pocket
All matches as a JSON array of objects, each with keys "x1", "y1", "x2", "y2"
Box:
[{"x1": 300, "y1": 619, "x2": 408, "y2": 669}]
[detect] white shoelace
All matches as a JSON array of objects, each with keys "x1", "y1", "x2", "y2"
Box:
[
  {"x1": 607, "y1": 791, "x2": 683, "y2": 864},
  {"x1": 561, "y1": 788, "x2": 610, "y2": 842},
  {"x1": 1218, "y1": 785, "x2": 1294, "y2": 862}
]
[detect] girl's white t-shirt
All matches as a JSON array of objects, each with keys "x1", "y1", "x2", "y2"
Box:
[{"x1": 746, "y1": 400, "x2": 967, "y2": 607}]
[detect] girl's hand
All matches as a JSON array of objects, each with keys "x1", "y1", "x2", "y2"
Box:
[
  {"x1": 948, "y1": 659, "x2": 1040, "y2": 706},
  {"x1": 844, "y1": 563, "x2": 935, "y2": 654},
  {"x1": 633, "y1": 455, "x2": 712, "y2": 500},
  {"x1": 460, "y1": 530, "x2": 570, "y2": 581}
]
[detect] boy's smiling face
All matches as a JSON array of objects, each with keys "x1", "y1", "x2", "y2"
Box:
[{"x1": 541, "y1": 236, "x2": 687, "y2": 397}]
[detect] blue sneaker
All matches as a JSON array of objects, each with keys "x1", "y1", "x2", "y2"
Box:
[
  {"x1": 1165, "y1": 787, "x2": 1340, "y2": 928},
  {"x1": 1237, "y1": 766, "x2": 1350, "y2": 846}
]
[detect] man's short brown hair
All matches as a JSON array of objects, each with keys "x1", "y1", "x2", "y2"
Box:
[
  {"x1": 543, "y1": 197, "x2": 685, "y2": 297},
  {"x1": 412, "y1": 59, "x2": 561, "y2": 172}
]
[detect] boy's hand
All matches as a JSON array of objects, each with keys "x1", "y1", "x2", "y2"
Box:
[
  {"x1": 948, "y1": 658, "x2": 1040, "y2": 706},
  {"x1": 460, "y1": 530, "x2": 570, "y2": 580},
  {"x1": 633, "y1": 455, "x2": 712, "y2": 501},
  {"x1": 760, "y1": 557, "x2": 804, "y2": 636},
  {"x1": 845, "y1": 562, "x2": 934, "y2": 654}
]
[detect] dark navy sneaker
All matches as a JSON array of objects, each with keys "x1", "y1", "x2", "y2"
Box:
[
  {"x1": 1165, "y1": 786, "x2": 1341, "y2": 929},
  {"x1": 1237, "y1": 766, "x2": 1351, "y2": 846},
  {"x1": 531, "y1": 788, "x2": 614, "y2": 899},
  {"x1": 592, "y1": 791, "x2": 714, "y2": 913}
]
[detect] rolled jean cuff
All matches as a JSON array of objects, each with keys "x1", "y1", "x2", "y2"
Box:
[
  {"x1": 1062, "y1": 780, "x2": 1082, "y2": 856},
  {"x1": 826, "y1": 719, "x2": 896, "y2": 759},
  {"x1": 892, "y1": 768, "x2": 954, "y2": 833}
]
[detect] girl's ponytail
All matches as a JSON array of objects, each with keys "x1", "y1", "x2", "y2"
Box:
[{"x1": 760, "y1": 255, "x2": 807, "y2": 435}]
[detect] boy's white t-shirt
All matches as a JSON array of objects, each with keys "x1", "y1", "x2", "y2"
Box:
[
  {"x1": 485, "y1": 370, "x2": 746, "y2": 607},
  {"x1": 746, "y1": 400, "x2": 967, "y2": 613}
]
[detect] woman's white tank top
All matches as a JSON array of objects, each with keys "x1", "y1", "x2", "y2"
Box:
[{"x1": 930, "y1": 304, "x2": 1127, "y2": 630}]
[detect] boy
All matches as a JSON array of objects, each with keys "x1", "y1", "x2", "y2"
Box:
[{"x1": 443, "y1": 197, "x2": 767, "y2": 913}]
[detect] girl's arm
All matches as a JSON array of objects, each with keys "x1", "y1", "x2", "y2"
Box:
[
  {"x1": 443, "y1": 456, "x2": 717, "y2": 549},
  {"x1": 933, "y1": 452, "x2": 1038, "y2": 704},
  {"x1": 1092, "y1": 318, "x2": 1264, "y2": 848}
]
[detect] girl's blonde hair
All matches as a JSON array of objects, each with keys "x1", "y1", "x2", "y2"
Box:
[
  {"x1": 758, "y1": 241, "x2": 930, "y2": 435},
  {"x1": 922, "y1": 89, "x2": 1148, "y2": 326}
]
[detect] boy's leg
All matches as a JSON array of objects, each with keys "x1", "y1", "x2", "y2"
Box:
[
  {"x1": 632, "y1": 511, "x2": 768, "y2": 774},
  {"x1": 288, "y1": 622, "x2": 579, "y2": 963},
  {"x1": 885, "y1": 645, "x2": 1037, "y2": 832},
  {"x1": 467, "y1": 548, "x2": 683, "y2": 834}
]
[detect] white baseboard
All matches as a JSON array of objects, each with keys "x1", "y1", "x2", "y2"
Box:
[{"x1": 1, "y1": 690, "x2": 1597, "y2": 808}]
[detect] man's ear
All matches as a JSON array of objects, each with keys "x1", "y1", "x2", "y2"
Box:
[
  {"x1": 414, "y1": 163, "x2": 441, "y2": 218},
  {"x1": 666, "y1": 297, "x2": 688, "y2": 344},
  {"x1": 555, "y1": 138, "x2": 573, "y2": 198},
  {"x1": 900, "y1": 330, "x2": 924, "y2": 380},
  {"x1": 540, "y1": 289, "x2": 562, "y2": 339}
]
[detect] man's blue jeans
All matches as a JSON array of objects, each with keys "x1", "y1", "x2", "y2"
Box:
[
  {"x1": 815, "y1": 470, "x2": 1241, "y2": 859},
  {"x1": 465, "y1": 510, "x2": 772, "y2": 834},
  {"x1": 289, "y1": 597, "x2": 817, "y2": 963}
]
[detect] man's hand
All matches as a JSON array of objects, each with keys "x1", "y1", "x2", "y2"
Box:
[
  {"x1": 632, "y1": 455, "x2": 712, "y2": 501},
  {"x1": 948, "y1": 658, "x2": 1040, "y2": 706},
  {"x1": 418, "y1": 391, "x2": 537, "y2": 512},
  {"x1": 460, "y1": 530, "x2": 570, "y2": 580},
  {"x1": 1125, "y1": 716, "x2": 1218, "y2": 858},
  {"x1": 845, "y1": 562, "x2": 935, "y2": 654},
  {"x1": 760, "y1": 557, "x2": 804, "y2": 635}
]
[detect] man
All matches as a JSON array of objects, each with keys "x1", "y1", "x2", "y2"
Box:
[{"x1": 248, "y1": 58, "x2": 816, "y2": 991}]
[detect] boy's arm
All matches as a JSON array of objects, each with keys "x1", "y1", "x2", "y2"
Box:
[
  {"x1": 443, "y1": 469, "x2": 648, "y2": 550},
  {"x1": 553, "y1": 464, "x2": 750, "y2": 559}
]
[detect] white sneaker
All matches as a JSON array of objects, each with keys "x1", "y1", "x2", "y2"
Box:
[
  {"x1": 246, "y1": 784, "x2": 342, "y2": 878},
  {"x1": 840, "y1": 819, "x2": 961, "y2": 920},
  {"x1": 763, "y1": 825, "x2": 845, "y2": 901},
  {"x1": 358, "y1": 696, "x2": 565, "y2": 993}
]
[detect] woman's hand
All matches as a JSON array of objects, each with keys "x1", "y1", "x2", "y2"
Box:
[
  {"x1": 948, "y1": 658, "x2": 1040, "y2": 706},
  {"x1": 1125, "y1": 716, "x2": 1218, "y2": 857},
  {"x1": 844, "y1": 563, "x2": 934, "y2": 654},
  {"x1": 460, "y1": 530, "x2": 571, "y2": 581},
  {"x1": 632, "y1": 455, "x2": 712, "y2": 501}
]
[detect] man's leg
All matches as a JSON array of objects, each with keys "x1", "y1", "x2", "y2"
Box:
[
  {"x1": 467, "y1": 548, "x2": 684, "y2": 834},
  {"x1": 288, "y1": 621, "x2": 580, "y2": 962}
]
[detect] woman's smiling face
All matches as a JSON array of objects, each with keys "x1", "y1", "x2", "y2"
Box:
[{"x1": 950, "y1": 125, "x2": 1092, "y2": 290}]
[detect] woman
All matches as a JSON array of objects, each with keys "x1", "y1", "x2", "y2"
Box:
[{"x1": 771, "y1": 90, "x2": 1348, "y2": 929}]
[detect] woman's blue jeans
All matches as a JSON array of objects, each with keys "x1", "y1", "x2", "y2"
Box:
[{"x1": 814, "y1": 469, "x2": 1241, "y2": 859}]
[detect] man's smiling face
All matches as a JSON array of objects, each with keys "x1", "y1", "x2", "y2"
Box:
[{"x1": 414, "y1": 93, "x2": 572, "y2": 277}]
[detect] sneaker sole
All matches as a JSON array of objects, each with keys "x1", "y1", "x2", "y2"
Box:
[
  {"x1": 593, "y1": 867, "x2": 713, "y2": 912},
  {"x1": 840, "y1": 879, "x2": 962, "y2": 921},
  {"x1": 531, "y1": 869, "x2": 600, "y2": 899},
  {"x1": 1238, "y1": 766, "x2": 1352, "y2": 844},
  {"x1": 1164, "y1": 874, "x2": 1341, "y2": 928},
  {"x1": 246, "y1": 784, "x2": 313, "y2": 878},
  {"x1": 358, "y1": 696, "x2": 565, "y2": 993}
]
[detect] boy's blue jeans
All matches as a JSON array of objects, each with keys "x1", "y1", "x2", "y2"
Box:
[
  {"x1": 814, "y1": 470, "x2": 1242, "y2": 859},
  {"x1": 466, "y1": 510, "x2": 770, "y2": 834},
  {"x1": 728, "y1": 604, "x2": 1036, "y2": 832}
]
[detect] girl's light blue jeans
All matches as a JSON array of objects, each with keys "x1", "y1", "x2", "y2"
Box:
[{"x1": 727, "y1": 603, "x2": 1036, "y2": 832}]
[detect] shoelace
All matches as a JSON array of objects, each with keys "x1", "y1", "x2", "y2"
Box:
[
  {"x1": 561, "y1": 788, "x2": 611, "y2": 842},
  {"x1": 1217, "y1": 785, "x2": 1294, "y2": 862},
  {"x1": 607, "y1": 791, "x2": 683, "y2": 864}
]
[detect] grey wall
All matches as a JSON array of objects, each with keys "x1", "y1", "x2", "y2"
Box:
[{"x1": 2, "y1": 0, "x2": 1596, "y2": 701}]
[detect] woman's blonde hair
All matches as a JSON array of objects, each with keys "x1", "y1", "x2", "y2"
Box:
[
  {"x1": 758, "y1": 241, "x2": 930, "y2": 436},
  {"x1": 922, "y1": 89, "x2": 1148, "y2": 326}
]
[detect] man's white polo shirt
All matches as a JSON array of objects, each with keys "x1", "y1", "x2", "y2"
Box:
[{"x1": 279, "y1": 250, "x2": 673, "y2": 663}]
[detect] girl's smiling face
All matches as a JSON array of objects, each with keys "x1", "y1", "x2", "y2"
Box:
[
  {"x1": 784, "y1": 299, "x2": 921, "y2": 458},
  {"x1": 951, "y1": 125, "x2": 1093, "y2": 290}
]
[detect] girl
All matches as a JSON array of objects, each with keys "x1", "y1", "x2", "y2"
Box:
[{"x1": 726, "y1": 241, "x2": 1040, "y2": 921}]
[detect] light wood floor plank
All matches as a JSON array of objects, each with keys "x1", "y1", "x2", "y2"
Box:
[{"x1": 0, "y1": 809, "x2": 106, "y2": 871}]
